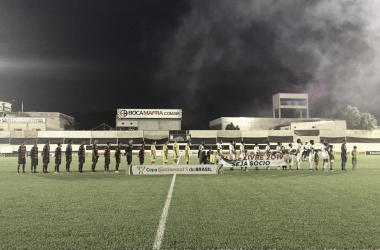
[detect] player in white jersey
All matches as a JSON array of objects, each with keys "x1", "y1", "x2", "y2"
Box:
[
  {"x1": 240, "y1": 141, "x2": 246, "y2": 158},
  {"x1": 320, "y1": 139, "x2": 326, "y2": 156},
  {"x1": 253, "y1": 143, "x2": 260, "y2": 170},
  {"x1": 240, "y1": 141, "x2": 249, "y2": 171},
  {"x1": 288, "y1": 143, "x2": 294, "y2": 171},
  {"x1": 265, "y1": 141, "x2": 271, "y2": 170},
  {"x1": 280, "y1": 143, "x2": 287, "y2": 170},
  {"x1": 216, "y1": 140, "x2": 223, "y2": 158},
  {"x1": 253, "y1": 143, "x2": 260, "y2": 155},
  {"x1": 296, "y1": 139, "x2": 302, "y2": 170},
  {"x1": 308, "y1": 140, "x2": 314, "y2": 171},
  {"x1": 276, "y1": 142, "x2": 282, "y2": 170},
  {"x1": 229, "y1": 141, "x2": 236, "y2": 171},
  {"x1": 302, "y1": 142, "x2": 308, "y2": 161},
  {"x1": 321, "y1": 140, "x2": 329, "y2": 170}
]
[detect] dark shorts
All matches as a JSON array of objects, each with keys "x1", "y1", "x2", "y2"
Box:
[
  {"x1": 66, "y1": 156, "x2": 72, "y2": 163},
  {"x1": 43, "y1": 157, "x2": 50, "y2": 164},
  {"x1": 55, "y1": 158, "x2": 61, "y2": 165},
  {"x1": 18, "y1": 157, "x2": 26, "y2": 164},
  {"x1": 92, "y1": 156, "x2": 99, "y2": 163},
  {"x1": 105, "y1": 158, "x2": 110, "y2": 165},
  {"x1": 31, "y1": 158, "x2": 38, "y2": 166},
  {"x1": 341, "y1": 155, "x2": 347, "y2": 162},
  {"x1": 79, "y1": 156, "x2": 85, "y2": 163},
  {"x1": 115, "y1": 157, "x2": 121, "y2": 164},
  {"x1": 127, "y1": 155, "x2": 132, "y2": 165},
  {"x1": 139, "y1": 157, "x2": 144, "y2": 165}
]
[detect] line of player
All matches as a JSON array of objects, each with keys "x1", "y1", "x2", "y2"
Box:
[
  {"x1": 214, "y1": 139, "x2": 358, "y2": 171},
  {"x1": 15, "y1": 138, "x2": 358, "y2": 174},
  {"x1": 16, "y1": 138, "x2": 191, "y2": 174}
]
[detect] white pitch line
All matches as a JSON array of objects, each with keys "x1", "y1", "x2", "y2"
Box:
[
  {"x1": 177, "y1": 156, "x2": 181, "y2": 165},
  {"x1": 153, "y1": 173, "x2": 177, "y2": 250}
]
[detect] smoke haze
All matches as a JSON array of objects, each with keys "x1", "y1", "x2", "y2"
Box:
[
  {"x1": 1, "y1": 0, "x2": 379, "y2": 128},
  {"x1": 158, "y1": 0, "x2": 380, "y2": 124}
]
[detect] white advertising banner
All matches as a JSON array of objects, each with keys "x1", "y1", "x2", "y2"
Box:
[
  {"x1": 126, "y1": 164, "x2": 223, "y2": 175},
  {"x1": 218, "y1": 154, "x2": 294, "y2": 168},
  {"x1": 117, "y1": 109, "x2": 182, "y2": 119},
  {"x1": 0, "y1": 118, "x2": 45, "y2": 123}
]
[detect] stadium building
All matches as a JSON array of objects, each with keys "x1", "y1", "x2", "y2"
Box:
[
  {"x1": 0, "y1": 112, "x2": 74, "y2": 131},
  {"x1": 210, "y1": 93, "x2": 312, "y2": 130},
  {"x1": 0, "y1": 101, "x2": 75, "y2": 131},
  {"x1": 0, "y1": 95, "x2": 379, "y2": 155}
]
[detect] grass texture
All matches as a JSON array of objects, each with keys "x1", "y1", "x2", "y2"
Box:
[{"x1": 0, "y1": 155, "x2": 379, "y2": 249}]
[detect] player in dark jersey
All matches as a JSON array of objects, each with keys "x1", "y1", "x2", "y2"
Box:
[
  {"x1": 17, "y1": 141, "x2": 26, "y2": 174},
  {"x1": 114, "y1": 141, "x2": 122, "y2": 173},
  {"x1": 65, "y1": 140, "x2": 73, "y2": 173},
  {"x1": 78, "y1": 141, "x2": 86, "y2": 173},
  {"x1": 139, "y1": 143, "x2": 145, "y2": 165},
  {"x1": 42, "y1": 140, "x2": 50, "y2": 174},
  {"x1": 54, "y1": 143, "x2": 62, "y2": 173},
  {"x1": 104, "y1": 142, "x2": 111, "y2": 173},
  {"x1": 30, "y1": 142, "x2": 39, "y2": 173},
  {"x1": 125, "y1": 140, "x2": 133, "y2": 167},
  {"x1": 91, "y1": 140, "x2": 99, "y2": 173},
  {"x1": 341, "y1": 139, "x2": 347, "y2": 171}
]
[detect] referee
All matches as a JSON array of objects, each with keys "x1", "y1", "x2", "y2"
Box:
[{"x1": 125, "y1": 140, "x2": 133, "y2": 167}]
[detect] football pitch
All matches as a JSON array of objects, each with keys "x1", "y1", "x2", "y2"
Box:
[{"x1": 1, "y1": 155, "x2": 380, "y2": 249}]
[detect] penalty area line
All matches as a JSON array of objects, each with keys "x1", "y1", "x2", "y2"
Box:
[{"x1": 152, "y1": 173, "x2": 177, "y2": 250}]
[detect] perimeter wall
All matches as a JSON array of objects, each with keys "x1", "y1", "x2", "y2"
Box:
[{"x1": 0, "y1": 130, "x2": 379, "y2": 154}]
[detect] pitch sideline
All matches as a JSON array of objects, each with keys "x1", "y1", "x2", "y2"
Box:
[{"x1": 152, "y1": 173, "x2": 177, "y2": 250}]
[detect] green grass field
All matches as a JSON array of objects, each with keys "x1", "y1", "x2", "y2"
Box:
[{"x1": 1, "y1": 155, "x2": 380, "y2": 249}]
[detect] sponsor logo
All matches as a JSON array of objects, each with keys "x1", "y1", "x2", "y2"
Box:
[
  {"x1": 128, "y1": 165, "x2": 222, "y2": 175},
  {"x1": 170, "y1": 135, "x2": 187, "y2": 141},
  {"x1": 137, "y1": 166, "x2": 145, "y2": 174},
  {"x1": 118, "y1": 110, "x2": 128, "y2": 117},
  {"x1": 0, "y1": 118, "x2": 45, "y2": 123},
  {"x1": 117, "y1": 109, "x2": 182, "y2": 118},
  {"x1": 366, "y1": 151, "x2": 380, "y2": 155},
  {"x1": 158, "y1": 167, "x2": 188, "y2": 173},
  {"x1": 0, "y1": 153, "x2": 19, "y2": 157}
]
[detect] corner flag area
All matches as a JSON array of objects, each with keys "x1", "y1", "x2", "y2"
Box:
[{"x1": 1, "y1": 155, "x2": 380, "y2": 249}]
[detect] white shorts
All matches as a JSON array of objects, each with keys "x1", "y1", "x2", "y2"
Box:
[
  {"x1": 296, "y1": 153, "x2": 301, "y2": 162},
  {"x1": 330, "y1": 159, "x2": 334, "y2": 163},
  {"x1": 322, "y1": 152, "x2": 328, "y2": 159}
]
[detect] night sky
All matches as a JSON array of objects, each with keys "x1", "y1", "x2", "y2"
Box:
[{"x1": 1, "y1": 0, "x2": 380, "y2": 129}]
